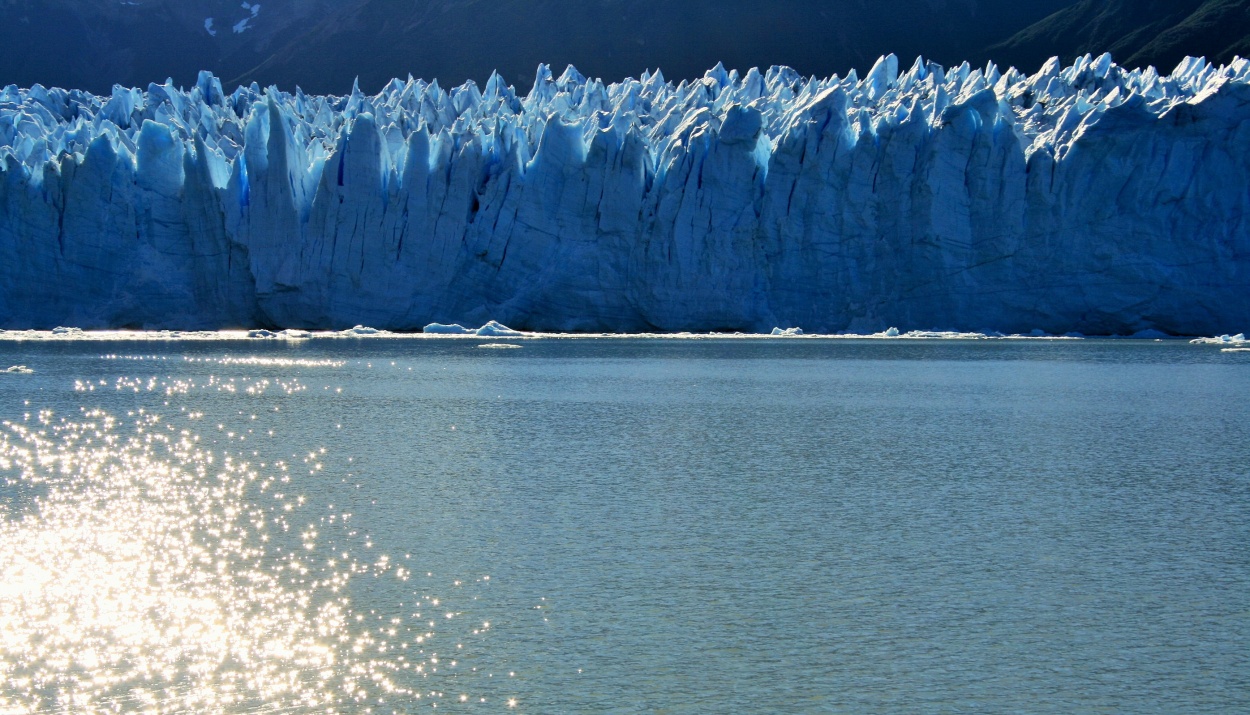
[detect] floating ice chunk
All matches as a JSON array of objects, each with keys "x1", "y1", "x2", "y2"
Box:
[
  {"x1": 475, "y1": 321, "x2": 524, "y2": 337},
  {"x1": 904, "y1": 330, "x2": 989, "y2": 339},
  {"x1": 2, "y1": 365, "x2": 33, "y2": 374},
  {"x1": 51, "y1": 327, "x2": 83, "y2": 335},
  {"x1": 204, "y1": 18, "x2": 216, "y2": 36},
  {"x1": 341, "y1": 325, "x2": 384, "y2": 336},
  {"x1": 423, "y1": 323, "x2": 475, "y2": 335},
  {"x1": 1191, "y1": 333, "x2": 1247, "y2": 344},
  {"x1": 248, "y1": 329, "x2": 278, "y2": 338},
  {"x1": 859, "y1": 328, "x2": 995, "y2": 339},
  {"x1": 770, "y1": 327, "x2": 804, "y2": 336},
  {"x1": 477, "y1": 343, "x2": 523, "y2": 349}
]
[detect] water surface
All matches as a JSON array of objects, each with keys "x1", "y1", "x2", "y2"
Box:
[{"x1": 0, "y1": 338, "x2": 1246, "y2": 713}]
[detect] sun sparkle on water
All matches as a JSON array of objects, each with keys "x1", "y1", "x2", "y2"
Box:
[{"x1": 0, "y1": 361, "x2": 516, "y2": 713}]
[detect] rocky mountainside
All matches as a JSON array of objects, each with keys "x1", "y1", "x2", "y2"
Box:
[
  {"x1": 0, "y1": 0, "x2": 337, "y2": 92},
  {"x1": 5, "y1": 1, "x2": 1248, "y2": 94},
  {"x1": 226, "y1": 0, "x2": 1074, "y2": 94},
  {"x1": 985, "y1": 0, "x2": 1250, "y2": 72},
  {"x1": 0, "y1": 0, "x2": 1076, "y2": 93}
]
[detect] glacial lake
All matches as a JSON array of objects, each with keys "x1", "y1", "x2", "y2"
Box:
[{"x1": 0, "y1": 337, "x2": 1247, "y2": 713}]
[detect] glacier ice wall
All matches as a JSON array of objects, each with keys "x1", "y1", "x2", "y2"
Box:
[{"x1": 0, "y1": 53, "x2": 1248, "y2": 333}]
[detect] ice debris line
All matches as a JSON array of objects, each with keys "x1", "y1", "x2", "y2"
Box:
[{"x1": 0, "y1": 53, "x2": 1247, "y2": 334}]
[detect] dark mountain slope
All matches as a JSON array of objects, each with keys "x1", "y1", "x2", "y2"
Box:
[
  {"x1": 0, "y1": 0, "x2": 217, "y2": 91},
  {"x1": 230, "y1": 0, "x2": 1072, "y2": 93},
  {"x1": 0, "y1": 0, "x2": 1070, "y2": 94},
  {"x1": 1128, "y1": 0, "x2": 1250, "y2": 67},
  {"x1": 986, "y1": 0, "x2": 1250, "y2": 73},
  {"x1": 5, "y1": 0, "x2": 1244, "y2": 94},
  {"x1": 0, "y1": 0, "x2": 337, "y2": 92}
]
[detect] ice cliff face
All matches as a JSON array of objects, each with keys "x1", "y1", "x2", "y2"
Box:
[{"x1": 0, "y1": 54, "x2": 1247, "y2": 333}]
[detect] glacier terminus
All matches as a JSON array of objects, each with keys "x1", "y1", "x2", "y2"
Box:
[{"x1": 0, "y1": 53, "x2": 1247, "y2": 334}]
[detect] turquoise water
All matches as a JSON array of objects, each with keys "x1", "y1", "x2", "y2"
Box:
[{"x1": 0, "y1": 338, "x2": 1247, "y2": 713}]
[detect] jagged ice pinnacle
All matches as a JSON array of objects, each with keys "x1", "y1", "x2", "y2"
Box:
[{"x1": 0, "y1": 53, "x2": 1247, "y2": 333}]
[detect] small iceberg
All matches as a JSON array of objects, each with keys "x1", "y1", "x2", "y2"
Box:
[
  {"x1": 341, "y1": 325, "x2": 384, "y2": 336},
  {"x1": 862, "y1": 327, "x2": 997, "y2": 339},
  {"x1": 2, "y1": 365, "x2": 33, "y2": 374},
  {"x1": 906, "y1": 330, "x2": 989, "y2": 339},
  {"x1": 423, "y1": 323, "x2": 475, "y2": 335},
  {"x1": 476, "y1": 321, "x2": 524, "y2": 337},
  {"x1": 1191, "y1": 333, "x2": 1246, "y2": 344},
  {"x1": 770, "y1": 327, "x2": 804, "y2": 336}
]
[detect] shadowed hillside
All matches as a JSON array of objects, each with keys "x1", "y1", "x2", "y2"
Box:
[
  {"x1": 986, "y1": 0, "x2": 1250, "y2": 72},
  {"x1": 0, "y1": 0, "x2": 1069, "y2": 93}
]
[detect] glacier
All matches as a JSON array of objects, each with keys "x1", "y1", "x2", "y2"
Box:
[{"x1": 0, "y1": 53, "x2": 1247, "y2": 334}]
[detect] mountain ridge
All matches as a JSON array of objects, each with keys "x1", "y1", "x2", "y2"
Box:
[
  {"x1": 985, "y1": 0, "x2": 1250, "y2": 73},
  {"x1": 1, "y1": 0, "x2": 1075, "y2": 93}
]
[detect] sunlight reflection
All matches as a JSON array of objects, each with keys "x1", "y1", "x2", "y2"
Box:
[{"x1": 0, "y1": 405, "x2": 509, "y2": 713}]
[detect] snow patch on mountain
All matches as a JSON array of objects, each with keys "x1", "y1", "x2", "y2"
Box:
[{"x1": 232, "y1": 2, "x2": 261, "y2": 33}]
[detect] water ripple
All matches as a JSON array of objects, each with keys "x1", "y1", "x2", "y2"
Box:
[{"x1": 0, "y1": 408, "x2": 505, "y2": 714}]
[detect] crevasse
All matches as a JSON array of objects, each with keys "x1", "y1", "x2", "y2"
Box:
[{"x1": 0, "y1": 53, "x2": 1247, "y2": 333}]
